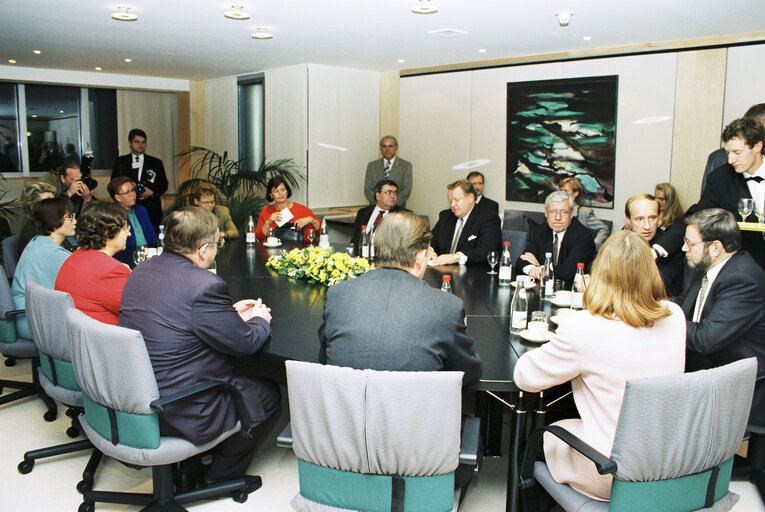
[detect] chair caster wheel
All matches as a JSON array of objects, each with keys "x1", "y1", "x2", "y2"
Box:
[
  {"x1": 17, "y1": 460, "x2": 34, "y2": 474},
  {"x1": 231, "y1": 490, "x2": 248, "y2": 503},
  {"x1": 5, "y1": 358, "x2": 15, "y2": 367},
  {"x1": 66, "y1": 426, "x2": 80, "y2": 438},
  {"x1": 78, "y1": 502, "x2": 94, "y2": 512},
  {"x1": 43, "y1": 409, "x2": 57, "y2": 422},
  {"x1": 65, "y1": 408, "x2": 77, "y2": 418},
  {"x1": 77, "y1": 480, "x2": 92, "y2": 493}
]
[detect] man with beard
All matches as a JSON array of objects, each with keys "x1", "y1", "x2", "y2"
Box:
[{"x1": 680, "y1": 208, "x2": 765, "y2": 424}]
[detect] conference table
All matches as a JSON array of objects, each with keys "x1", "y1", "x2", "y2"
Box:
[{"x1": 213, "y1": 238, "x2": 556, "y2": 512}]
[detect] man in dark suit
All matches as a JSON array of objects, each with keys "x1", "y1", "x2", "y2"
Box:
[
  {"x1": 351, "y1": 179, "x2": 406, "y2": 254},
  {"x1": 111, "y1": 128, "x2": 168, "y2": 233},
  {"x1": 118, "y1": 206, "x2": 279, "y2": 486},
  {"x1": 680, "y1": 208, "x2": 765, "y2": 425},
  {"x1": 624, "y1": 193, "x2": 684, "y2": 296},
  {"x1": 429, "y1": 179, "x2": 501, "y2": 266},
  {"x1": 517, "y1": 190, "x2": 596, "y2": 287},
  {"x1": 39, "y1": 159, "x2": 96, "y2": 216},
  {"x1": 320, "y1": 210, "x2": 482, "y2": 386},
  {"x1": 467, "y1": 171, "x2": 499, "y2": 215},
  {"x1": 364, "y1": 136, "x2": 412, "y2": 208},
  {"x1": 660, "y1": 117, "x2": 765, "y2": 269}
]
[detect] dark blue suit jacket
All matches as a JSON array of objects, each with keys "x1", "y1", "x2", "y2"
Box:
[{"x1": 431, "y1": 206, "x2": 501, "y2": 264}]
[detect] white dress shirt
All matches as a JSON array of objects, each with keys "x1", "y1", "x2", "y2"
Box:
[
  {"x1": 132, "y1": 153, "x2": 145, "y2": 181},
  {"x1": 745, "y1": 160, "x2": 765, "y2": 214}
]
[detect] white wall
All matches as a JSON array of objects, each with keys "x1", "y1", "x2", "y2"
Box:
[
  {"x1": 723, "y1": 45, "x2": 765, "y2": 126},
  {"x1": 204, "y1": 76, "x2": 238, "y2": 159},
  {"x1": 400, "y1": 53, "x2": 678, "y2": 226}
]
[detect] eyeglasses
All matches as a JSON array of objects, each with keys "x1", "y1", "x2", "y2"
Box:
[
  {"x1": 683, "y1": 237, "x2": 707, "y2": 248},
  {"x1": 548, "y1": 210, "x2": 571, "y2": 218},
  {"x1": 117, "y1": 188, "x2": 137, "y2": 195},
  {"x1": 380, "y1": 190, "x2": 398, "y2": 196},
  {"x1": 198, "y1": 200, "x2": 215, "y2": 206}
]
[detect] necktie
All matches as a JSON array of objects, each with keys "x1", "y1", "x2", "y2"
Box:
[
  {"x1": 384, "y1": 161, "x2": 391, "y2": 179},
  {"x1": 552, "y1": 233, "x2": 559, "y2": 267},
  {"x1": 693, "y1": 274, "x2": 709, "y2": 322},
  {"x1": 372, "y1": 210, "x2": 385, "y2": 231},
  {"x1": 744, "y1": 176, "x2": 764, "y2": 183},
  {"x1": 450, "y1": 218, "x2": 464, "y2": 254}
]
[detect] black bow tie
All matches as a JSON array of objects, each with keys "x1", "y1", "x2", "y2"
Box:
[{"x1": 744, "y1": 176, "x2": 764, "y2": 183}]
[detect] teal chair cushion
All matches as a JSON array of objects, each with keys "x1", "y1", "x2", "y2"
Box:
[
  {"x1": 82, "y1": 394, "x2": 160, "y2": 449},
  {"x1": 0, "y1": 318, "x2": 17, "y2": 344},
  {"x1": 39, "y1": 353, "x2": 80, "y2": 391}
]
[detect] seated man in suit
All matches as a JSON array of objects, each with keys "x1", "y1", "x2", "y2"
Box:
[
  {"x1": 517, "y1": 190, "x2": 596, "y2": 287},
  {"x1": 467, "y1": 171, "x2": 499, "y2": 215},
  {"x1": 624, "y1": 193, "x2": 684, "y2": 296},
  {"x1": 118, "y1": 206, "x2": 279, "y2": 488},
  {"x1": 351, "y1": 179, "x2": 406, "y2": 254},
  {"x1": 428, "y1": 179, "x2": 502, "y2": 266},
  {"x1": 364, "y1": 136, "x2": 412, "y2": 208},
  {"x1": 320, "y1": 210, "x2": 482, "y2": 386},
  {"x1": 680, "y1": 208, "x2": 765, "y2": 425},
  {"x1": 192, "y1": 181, "x2": 239, "y2": 241}
]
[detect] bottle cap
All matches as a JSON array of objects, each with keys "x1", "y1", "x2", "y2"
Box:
[
  {"x1": 504, "y1": 241, "x2": 510, "y2": 246},
  {"x1": 442, "y1": 275, "x2": 451, "y2": 282},
  {"x1": 545, "y1": 252, "x2": 552, "y2": 258},
  {"x1": 362, "y1": 225, "x2": 367, "y2": 229},
  {"x1": 577, "y1": 262, "x2": 585, "y2": 269}
]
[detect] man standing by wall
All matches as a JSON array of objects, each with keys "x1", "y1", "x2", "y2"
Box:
[
  {"x1": 467, "y1": 171, "x2": 499, "y2": 215},
  {"x1": 364, "y1": 136, "x2": 412, "y2": 208},
  {"x1": 112, "y1": 128, "x2": 168, "y2": 233}
]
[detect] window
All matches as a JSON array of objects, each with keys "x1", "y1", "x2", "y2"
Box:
[
  {"x1": 86, "y1": 88, "x2": 118, "y2": 171},
  {"x1": 0, "y1": 83, "x2": 19, "y2": 173},
  {"x1": 238, "y1": 75, "x2": 265, "y2": 172},
  {"x1": 25, "y1": 84, "x2": 80, "y2": 173}
]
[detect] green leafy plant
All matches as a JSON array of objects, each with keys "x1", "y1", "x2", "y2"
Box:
[
  {"x1": 174, "y1": 146, "x2": 304, "y2": 230},
  {"x1": 266, "y1": 246, "x2": 371, "y2": 286}
]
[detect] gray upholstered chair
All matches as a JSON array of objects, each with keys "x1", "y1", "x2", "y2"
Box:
[
  {"x1": 66, "y1": 308, "x2": 262, "y2": 512},
  {"x1": 2, "y1": 234, "x2": 20, "y2": 281},
  {"x1": 0, "y1": 265, "x2": 56, "y2": 418},
  {"x1": 17, "y1": 279, "x2": 93, "y2": 474},
  {"x1": 519, "y1": 358, "x2": 757, "y2": 512},
  {"x1": 281, "y1": 360, "x2": 480, "y2": 512}
]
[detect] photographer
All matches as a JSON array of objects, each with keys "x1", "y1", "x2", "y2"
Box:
[{"x1": 39, "y1": 158, "x2": 96, "y2": 216}]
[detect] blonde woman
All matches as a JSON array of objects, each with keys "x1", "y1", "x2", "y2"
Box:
[
  {"x1": 654, "y1": 182, "x2": 684, "y2": 229},
  {"x1": 559, "y1": 177, "x2": 610, "y2": 249},
  {"x1": 513, "y1": 230, "x2": 685, "y2": 501},
  {"x1": 18, "y1": 181, "x2": 57, "y2": 256}
]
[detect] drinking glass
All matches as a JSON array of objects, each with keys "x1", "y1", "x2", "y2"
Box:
[
  {"x1": 738, "y1": 198, "x2": 754, "y2": 221},
  {"x1": 132, "y1": 245, "x2": 147, "y2": 267},
  {"x1": 305, "y1": 225, "x2": 317, "y2": 245},
  {"x1": 487, "y1": 251, "x2": 498, "y2": 274},
  {"x1": 528, "y1": 311, "x2": 548, "y2": 338}
]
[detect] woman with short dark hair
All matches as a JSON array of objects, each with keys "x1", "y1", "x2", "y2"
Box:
[
  {"x1": 55, "y1": 202, "x2": 131, "y2": 325},
  {"x1": 256, "y1": 176, "x2": 319, "y2": 241},
  {"x1": 11, "y1": 196, "x2": 75, "y2": 338}
]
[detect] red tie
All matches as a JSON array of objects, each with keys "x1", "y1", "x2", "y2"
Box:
[
  {"x1": 552, "y1": 234, "x2": 559, "y2": 267},
  {"x1": 373, "y1": 210, "x2": 385, "y2": 231}
]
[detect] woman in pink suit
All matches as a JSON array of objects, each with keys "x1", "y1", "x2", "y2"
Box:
[{"x1": 513, "y1": 230, "x2": 686, "y2": 501}]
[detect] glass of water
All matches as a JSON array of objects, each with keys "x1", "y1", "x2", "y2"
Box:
[
  {"x1": 738, "y1": 198, "x2": 754, "y2": 221},
  {"x1": 487, "y1": 251, "x2": 498, "y2": 274}
]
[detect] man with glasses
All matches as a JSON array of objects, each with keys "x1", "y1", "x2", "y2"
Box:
[
  {"x1": 108, "y1": 176, "x2": 158, "y2": 264},
  {"x1": 517, "y1": 190, "x2": 596, "y2": 288},
  {"x1": 118, "y1": 206, "x2": 278, "y2": 491},
  {"x1": 680, "y1": 208, "x2": 765, "y2": 424},
  {"x1": 193, "y1": 181, "x2": 238, "y2": 242},
  {"x1": 351, "y1": 179, "x2": 406, "y2": 254},
  {"x1": 364, "y1": 136, "x2": 412, "y2": 208}
]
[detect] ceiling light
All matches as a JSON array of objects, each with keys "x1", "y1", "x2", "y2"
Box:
[
  {"x1": 33, "y1": 50, "x2": 41, "y2": 55},
  {"x1": 224, "y1": 5, "x2": 249, "y2": 20},
  {"x1": 397, "y1": 59, "x2": 405, "y2": 63},
  {"x1": 412, "y1": 0, "x2": 438, "y2": 14},
  {"x1": 124, "y1": 58, "x2": 132, "y2": 63},
  {"x1": 583, "y1": 36, "x2": 592, "y2": 41},
  {"x1": 251, "y1": 27, "x2": 273, "y2": 39},
  {"x1": 111, "y1": 7, "x2": 137, "y2": 21},
  {"x1": 59, "y1": 110, "x2": 64, "y2": 113},
  {"x1": 31, "y1": 115, "x2": 37, "y2": 118},
  {"x1": 555, "y1": 11, "x2": 573, "y2": 27},
  {"x1": 478, "y1": 48, "x2": 487, "y2": 54},
  {"x1": 8, "y1": 59, "x2": 16, "y2": 64},
  {"x1": 94, "y1": 66, "x2": 102, "y2": 71}
]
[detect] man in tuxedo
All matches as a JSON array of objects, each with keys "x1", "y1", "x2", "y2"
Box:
[
  {"x1": 364, "y1": 136, "x2": 412, "y2": 208},
  {"x1": 118, "y1": 206, "x2": 279, "y2": 486},
  {"x1": 39, "y1": 159, "x2": 95, "y2": 216},
  {"x1": 351, "y1": 179, "x2": 405, "y2": 254},
  {"x1": 467, "y1": 171, "x2": 499, "y2": 215},
  {"x1": 680, "y1": 208, "x2": 765, "y2": 424},
  {"x1": 517, "y1": 190, "x2": 596, "y2": 287},
  {"x1": 111, "y1": 128, "x2": 168, "y2": 233},
  {"x1": 320, "y1": 210, "x2": 482, "y2": 386},
  {"x1": 428, "y1": 179, "x2": 501, "y2": 265},
  {"x1": 624, "y1": 193, "x2": 684, "y2": 296},
  {"x1": 660, "y1": 117, "x2": 765, "y2": 268}
]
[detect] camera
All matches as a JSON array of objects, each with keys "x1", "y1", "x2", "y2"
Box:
[
  {"x1": 135, "y1": 182, "x2": 145, "y2": 196},
  {"x1": 80, "y1": 153, "x2": 98, "y2": 191}
]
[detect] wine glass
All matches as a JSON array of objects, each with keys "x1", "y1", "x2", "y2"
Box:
[
  {"x1": 738, "y1": 198, "x2": 754, "y2": 221},
  {"x1": 305, "y1": 225, "x2": 317, "y2": 245},
  {"x1": 487, "y1": 251, "x2": 499, "y2": 274},
  {"x1": 132, "y1": 245, "x2": 147, "y2": 267}
]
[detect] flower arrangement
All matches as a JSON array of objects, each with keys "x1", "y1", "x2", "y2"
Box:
[{"x1": 266, "y1": 246, "x2": 371, "y2": 286}]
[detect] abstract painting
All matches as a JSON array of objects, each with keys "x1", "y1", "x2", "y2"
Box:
[{"x1": 506, "y1": 75, "x2": 618, "y2": 208}]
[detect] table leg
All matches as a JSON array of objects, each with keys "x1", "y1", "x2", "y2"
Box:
[
  {"x1": 507, "y1": 392, "x2": 527, "y2": 512},
  {"x1": 476, "y1": 391, "x2": 505, "y2": 457}
]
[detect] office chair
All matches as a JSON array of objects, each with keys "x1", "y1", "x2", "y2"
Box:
[
  {"x1": 2, "y1": 234, "x2": 20, "y2": 282},
  {"x1": 66, "y1": 308, "x2": 262, "y2": 512},
  {"x1": 279, "y1": 360, "x2": 481, "y2": 512},
  {"x1": 519, "y1": 358, "x2": 757, "y2": 512}
]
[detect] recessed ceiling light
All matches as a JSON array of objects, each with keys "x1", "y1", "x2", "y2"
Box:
[
  {"x1": 33, "y1": 50, "x2": 41, "y2": 55},
  {"x1": 251, "y1": 27, "x2": 273, "y2": 39},
  {"x1": 583, "y1": 36, "x2": 592, "y2": 41},
  {"x1": 124, "y1": 58, "x2": 132, "y2": 63},
  {"x1": 111, "y1": 6, "x2": 137, "y2": 21},
  {"x1": 412, "y1": 0, "x2": 438, "y2": 14},
  {"x1": 478, "y1": 48, "x2": 487, "y2": 54},
  {"x1": 59, "y1": 110, "x2": 64, "y2": 114},
  {"x1": 94, "y1": 66, "x2": 102, "y2": 71},
  {"x1": 31, "y1": 115, "x2": 37, "y2": 118},
  {"x1": 8, "y1": 59, "x2": 16, "y2": 64},
  {"x1": 397, "y1": 59, "x2": 405, "y2": 63},
  {"x1": 224, "y1": 5, "x2": 249, "y2": 20}
]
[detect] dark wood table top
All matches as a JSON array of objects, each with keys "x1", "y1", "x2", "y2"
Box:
[{"x1": 216, "y1": 239, "x2": 560, "y2": 392}]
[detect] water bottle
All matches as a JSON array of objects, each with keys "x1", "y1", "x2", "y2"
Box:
[
  {"x1": 319, "y1": 218, "x2": 330, "y2": 249},
  {"x1": 246, "y1": 216, "x2": 256, "y2": 245},
  {"x1": 542, "y1": 252, "x2": 554, "y2": 299},
  {"x1": 157, "y1": 224, "x2": 165, "y2": 255},
  {"x1": 572, "y1": 262, "x2": 586, "y2": 309},
  {"x1": 498, "y1": 241, "x2": 512, "y2": 286},
  {"x1": 510, "y1": 275, "x2": 528, "y2": 334},
  {"x1": 368, "y1": 230, "x2": 375, "y2": 264},
  {"x1": 441, "y1": 275, "x2": 452, "y2": 293},
  {"x1": 360, "y1": 226, "x2": 370, "y2": 259}
]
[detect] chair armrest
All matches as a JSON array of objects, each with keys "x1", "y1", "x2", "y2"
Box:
[
  {"x1": 459, "y1": 416, "x2": 481, "y2": 466},
  {"x1": 520, "y1": 425, "x2": 616, "y2": 489},
  {"x1": 150, "y1": 381, "x2": 255, "y2": 438},
  {"x1": 276, "y1": 422, "x2": 293, "y2": 448},
  {"x1": 4, "y1": 308, "x2": 24, "y2": 320}
]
